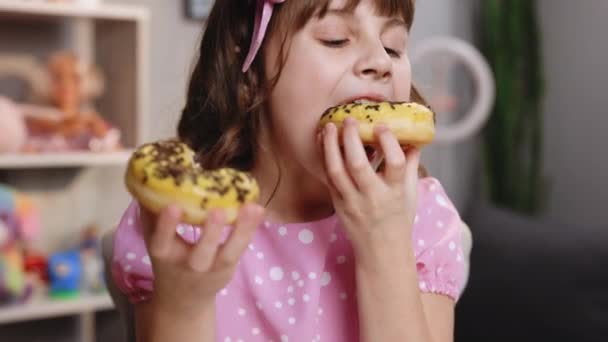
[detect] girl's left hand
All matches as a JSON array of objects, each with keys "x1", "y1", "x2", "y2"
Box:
[{"x1": 319, "y1": 117, "x2": 420, "y2": 264}]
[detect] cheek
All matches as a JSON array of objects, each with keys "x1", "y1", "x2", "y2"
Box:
[
  {"x1": 269, "y1": 41, "x2": 342, "y2": 141},
  {"x1": 394, "y1": 58, "x2": 413, "y2": 101},
  {"x1": 273, "y1": 49, "x2": 339, "y2": 111}
]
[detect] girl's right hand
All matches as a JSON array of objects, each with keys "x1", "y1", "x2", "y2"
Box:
[{"x1": 139, "y1": 203, "x2": 265, "y2": 317}]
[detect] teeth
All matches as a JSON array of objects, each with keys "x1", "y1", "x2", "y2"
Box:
[{"x1": 352, "y1": 99, "x2": 378, "y2": 104}]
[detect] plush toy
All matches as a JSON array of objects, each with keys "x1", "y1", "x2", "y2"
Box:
[{"x1": 0, "y1": 96, "x2": 27, "y2": 154}]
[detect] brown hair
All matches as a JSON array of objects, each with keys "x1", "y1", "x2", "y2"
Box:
[{"x1": 178, "y1": 0, "x2": 424, "y2": 172}]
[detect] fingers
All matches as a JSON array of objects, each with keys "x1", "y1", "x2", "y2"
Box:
[
  {"x1": 139, "y1": 206, "x2": 155, "y2": 244},
  {"x1": 375, "y1": 125, "x2": 407, "y2": 186},
  {"x1": 323, "y1": 122, "x2": 356, "y2": 197},
  {"x1": 403, "y1": 147, "x2": 421, "y2": 194},
  {"x1": 342, "y1": 117, "x2": 378, "y2": 192},
  {"x1": 143, "y1": 203, "x2": 265, "y2": 275},
  {"x1": 215, "y1": 204, "x2": 265, "y2": 269},
  {"x1": 188, "y1": 210, "x2": 227, "y2": 272},
  {"x1": 147, "y1": 205, "x2": 183, "y2": 259}
]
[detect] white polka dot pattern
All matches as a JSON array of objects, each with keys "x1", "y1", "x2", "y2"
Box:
[{"x1": 111, "y1": 177, "x2": 466, "y2": 341}]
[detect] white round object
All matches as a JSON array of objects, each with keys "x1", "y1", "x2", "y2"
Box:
[{"x1": 411, "y1": 37, "x2": 495, "y2": 143}]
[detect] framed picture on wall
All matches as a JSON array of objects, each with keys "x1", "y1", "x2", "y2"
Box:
[{"x1": 184, "y1": 0, "x2": 212, "y2": 20}]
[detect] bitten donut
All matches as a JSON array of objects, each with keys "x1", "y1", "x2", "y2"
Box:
[
  {"x1": 124, "y1": 139, "x2": 260, "y2": 225},
  {"x1": 319, "y1": 101, "x2": 435, "y2": 148}
]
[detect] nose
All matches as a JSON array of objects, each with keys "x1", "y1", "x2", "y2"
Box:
[{"x1": 354, "y1": 40, "x2": 392, "y2": 82}]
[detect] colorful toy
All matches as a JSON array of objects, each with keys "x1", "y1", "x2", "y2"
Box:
[
  {"x1": 48, "y1": 250, "x2": 81, "y2": 299},
  {"x1": 0, "y1": 211, "x2": 29, "y2": 304},
  {"x1": 23, "y1": 252, "x2": 49, "y2": 301},
  {"x1": 79, "y1": 225, "x2": 105, "y2": 293},
  {"x1": 0, "y1": 184, "x2": 109, "y2": 302},
  {"x1": 24, "y1": 253, "x2": 49, "y2": 283},
  {"x1": 0, "y1": 184, "x2": 41, "y2": 242},
  {"x1": 0, "y1": 184, "x2": 43, "y2": 305}
]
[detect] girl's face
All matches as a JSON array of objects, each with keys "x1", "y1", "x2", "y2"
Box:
[{"x1": 265, "y1": 0, "x2": 412, "y2": 184}]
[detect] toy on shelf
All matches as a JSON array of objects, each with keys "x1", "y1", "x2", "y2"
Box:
[
  {"x1": 0, "y1": 51, "x2": 123, "y2": 154},
  {"x1": 0, "y1": 212, "x2": 30, "y2": 304},
  {"x1": 48, "y1": 249, "x2": 81, "y2": 299},
  {"x1": 0, "y1": 184, "x2": 43, "y2": 305},
  {"x1": 79, "y1": 224, "x2": 105, "y2": 293},
  {"x1": 0, "y1": 185, "x2": 108, "y2": 303},
  {"x1": 23, "y1": 251, "x2": 49, "y2": 301},
  {"x1": 46, "y1": 223, "x2": 106, "y2": 299}
]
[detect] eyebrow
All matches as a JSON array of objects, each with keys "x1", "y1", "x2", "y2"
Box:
[
  {"x1": 323, "y1": 8, "x2": 354, "y2": 18},
  {"x1": 322, "y1": 9, "x2": 408, "y2": 32},
  {"x1": 383, "y1": 17, "x2": 408, "y2": 31}
]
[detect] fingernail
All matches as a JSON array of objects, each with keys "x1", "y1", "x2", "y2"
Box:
[
  {"x1": 344, "y1": 117, "x2": 356, "y2": 126},
  {"x1": 208, "y1": 209, "x2": 224, "y2": 223},
  {"x1": 375, "y1": 123, "x2": 389, "y2": 132}
]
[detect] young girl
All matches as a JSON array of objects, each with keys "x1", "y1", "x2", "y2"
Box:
[{"x1": 110, "y1": 0, "x2": 468, "y2": 341}]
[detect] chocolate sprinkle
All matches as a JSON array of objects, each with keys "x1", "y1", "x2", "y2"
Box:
[{"x1": 133, "y1": 139, "x2": 256, "y2": 206}]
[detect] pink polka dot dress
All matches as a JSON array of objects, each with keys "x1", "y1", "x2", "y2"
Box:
[{"x1": 111, "y1": 177, "x2": 466, "y2": 341}]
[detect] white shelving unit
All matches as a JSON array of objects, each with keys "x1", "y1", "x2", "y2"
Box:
[
  {"x1": 0, "y1": 1, "x2": 150, "y2": 341},
  {"x1": 0, "y1": 150, "x2": 132, "y2": 169},
  {"x1": 0, "y1": 294, "x2": 114, "y2": 342},
  {"x1": 0, "y1": 293, "x2": 114, "y2": 324},
  {"x1": 0, "y1": 0, "x2": 148, "y2": 20}
]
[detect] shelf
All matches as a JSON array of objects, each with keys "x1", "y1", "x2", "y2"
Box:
[
  {"x1": 0, "y1": 293, "x2": 114, "y2": 325},
  {"x1": 0, "y1": 150, "x2": 132, "y2": 169},
  {"x1": 0, "y1": 1, "x2": 148, "y2": 21}
]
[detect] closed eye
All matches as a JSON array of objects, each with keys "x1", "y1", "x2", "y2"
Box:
[
  {"x1": 385, "y1": 47, "x2": 401, "y2": 58},
  {"x1": 322, "y1": 39, "x2": 349, "y2": 48}
]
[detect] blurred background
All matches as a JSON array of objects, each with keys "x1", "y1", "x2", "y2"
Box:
[{"x1": 0, "y1": 0, "x2": 606, "y2": 341}]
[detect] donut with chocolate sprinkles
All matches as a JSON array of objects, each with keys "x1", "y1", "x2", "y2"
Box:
[
  {"x1": 319, "y1": 101, "x2": 435, "y2": 148},
  {"x1": 125, "y1": 139, "x2": 260, "y2": 224}
]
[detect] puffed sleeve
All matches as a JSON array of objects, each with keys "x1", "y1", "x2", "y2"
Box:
[
  {"x1": 110, "y1": 200, "x2": 202, "y2": 303},
  {"x1": 412, "y1": 177, "x2": 467, "y2": 301}
]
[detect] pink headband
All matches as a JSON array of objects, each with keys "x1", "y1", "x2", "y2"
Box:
[{"x1": 242, "y1": 0, "x2": 286, "y2": 72}]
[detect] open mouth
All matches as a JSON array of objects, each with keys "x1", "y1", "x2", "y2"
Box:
[{"x1": 339, "y1": 97, "x2": 384, "y2": 106}]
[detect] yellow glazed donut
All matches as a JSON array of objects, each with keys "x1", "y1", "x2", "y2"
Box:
[
  {"x1": 124, "y1": 139, "x2": 260, "y2": 225},
  {"x1": 319, "y1": 101, "x2": 436, "y2": 148}
]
